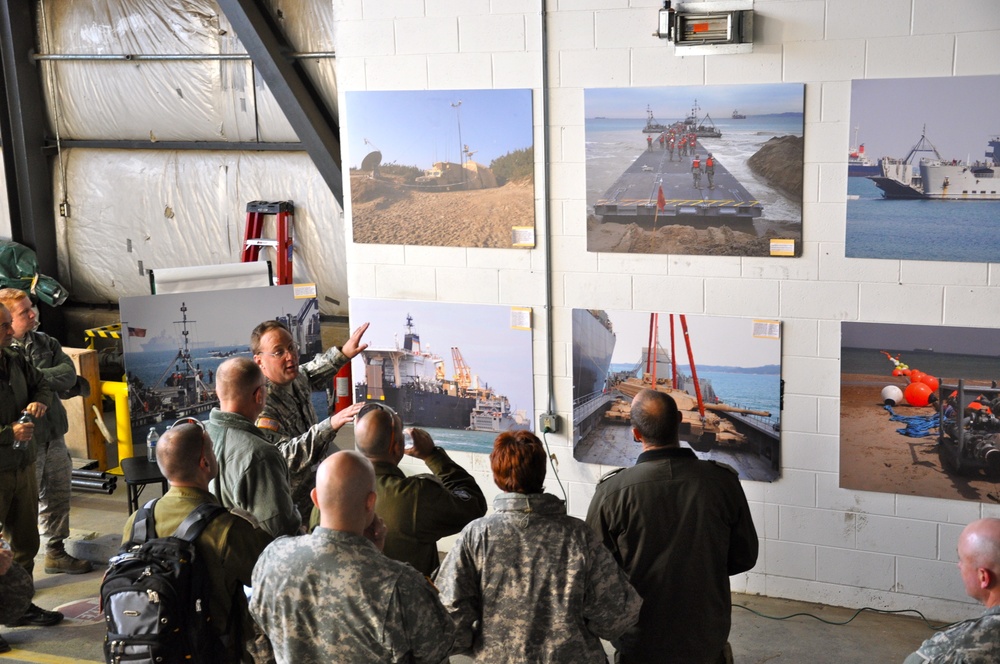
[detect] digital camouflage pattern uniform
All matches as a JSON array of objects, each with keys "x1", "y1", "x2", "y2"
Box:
[
  {"x1": 122, "y1": 486, "x2": 272, "y2": 664},
  {"x1": 903, "y1": 605, "x2": 1000, "y2": 663},
  {"x1": 14, "y1": 330, "x2": 76, "y2": 557},
  {"x1": 586, "y1": 446, "x2": 758, "y2": 664},
  {"x1": 256, "y1": 346, "x2": 348, "y2": 517},
  {"x1": 0, "y1": 345, "x2": 52, "y2": 574},
  {"x1": 374, "y1": 446, "x2": 487, "y2": 577},
  {"x1": 0, "y1": 541, "x2": 32, "y2": 625},
  {"x1": 206, "y1": 408, "x2": 301, "y2": 538},
  {"x1": 436, "y1": 492, "x2": 642, "y2": 662},
  {"x1": 250, "y1": 527, "x2": 456, "y2": 664}
]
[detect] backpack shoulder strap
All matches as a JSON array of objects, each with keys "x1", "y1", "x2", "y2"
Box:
[
  {"x1": 129, "y1": 498, "x2": 160, "y2": 544},
  {"x1": 172, "y1": 502, "x2": 228, "y2": 543}
]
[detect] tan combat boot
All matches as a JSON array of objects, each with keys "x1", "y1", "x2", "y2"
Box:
[{"x1": 44, "y1": 547, "x2": 93, "y2": 575}]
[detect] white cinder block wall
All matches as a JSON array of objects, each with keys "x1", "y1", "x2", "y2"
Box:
[{"x1": 334, "y1": 0, "x2": 1000, "y2": 621}]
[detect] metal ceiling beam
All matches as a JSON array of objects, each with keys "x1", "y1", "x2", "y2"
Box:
[
  {"x1": 0, "y1": 1, "x2": 58, "y2": 275},
  {"x1": 48, "y1": 139, "x2": 304, "y2": 152},
  {"x1": 216, "y1": 0, "x2": 344, "y2": 206}
]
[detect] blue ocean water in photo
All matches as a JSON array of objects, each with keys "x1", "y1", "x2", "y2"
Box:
[
  {"x1": 841, "y1": 347, "x2": 1000, "y2": 382},
  {"x1": 845, "y1": 177, "x2": 1000, "y2": 262},
  {"x1": 609, "y1": 363, "x2": 781, "y2": 427},
  {"x1": 586, "y1": 114, "x2": 804, "y2": 225}
]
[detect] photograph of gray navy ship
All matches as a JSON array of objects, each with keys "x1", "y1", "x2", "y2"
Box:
[
  {"x1": 120, "y1": 286, "x2": 323, "y2": 441},
  {"x1": 585, "y1": 84, "x2": 804, "y2": 257},
  {"x1": 572, "y1": 308, "x2": 782, "y2": 482},
  {"x1": 846, "y1": 74, "x2": 1000, "y2": 263}
]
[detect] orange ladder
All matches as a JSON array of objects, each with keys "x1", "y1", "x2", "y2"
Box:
[{"x1": 242, "y1": 200, "x2": 294, "y2": 285}]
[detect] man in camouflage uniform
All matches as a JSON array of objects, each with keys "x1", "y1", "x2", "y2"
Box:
[
  {"x1": 0, "y1": 303, "x2": 63, "y2": 628},
  {"x1": 586, "y1": 389, "x2": 758, "y2": 664},
  {"x1": 436, "y1": 430, "x2": 641, "y2": 662},
  {"x1": 0, "y1": 288, "x2": 91, "y2": 574},
  {"x1": 207, "y1": 357, "x2": 300, "y2": 538},
  {"x1": 250, "y1": 450, "x2": 455, "y2": 663},
  {"x1": 123, "y1": 422, "x2": 272, "y2": 664},
  {"x1": 0, "y1": 536, "x2": 34, "y2": 652},
  {"x1": 904, "y1": 518, "x2": 1000, "y2": 663},
  {"x1": 354, "y1": 404, "x2": 487, "y2": 577},
  {"x1": 251, "y1": 320, "x2": 367, "y2": 517}
]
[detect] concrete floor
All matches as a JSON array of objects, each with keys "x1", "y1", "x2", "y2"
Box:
[{"x1": 3, "y1": 472, "x2": 941, "y2": 664}]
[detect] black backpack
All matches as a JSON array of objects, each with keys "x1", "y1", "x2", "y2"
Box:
[{"x1": 101, "y1": 499, "x2": 228, "y2": 664}]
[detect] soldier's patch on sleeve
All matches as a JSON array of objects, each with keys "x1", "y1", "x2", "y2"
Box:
[
  {"x1": 452, "y1": 489, "x2": 473, "y2": 501},
  {"x1": 256, "y1": 417, "x2": 281, "y2": 432}
]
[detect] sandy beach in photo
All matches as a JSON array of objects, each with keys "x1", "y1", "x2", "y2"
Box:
[{"x1": 840, "y1": 372, "x2": 1000, "y2": 504}]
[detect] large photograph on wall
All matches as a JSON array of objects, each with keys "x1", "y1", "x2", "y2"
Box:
[
  {"x1": 120, "y1": 285, "x2": 321, "y2": 445},
  {"x1": 840, "y1": 321, "x2": 1000, "y2": 502},
  {"x1": 345, "y1": 89, "x2": 535, "y2": 249},
  {"x1": 845, "y1": 75, "x2": 1000, "y2": 263},
  {"x1": 572, "y1": 309, "x2": 782, "y2": 481},
  {"x1": 348, "y1": 298, "x2": 534, "y2": 455},
  {"x1": 585, "y1": 83, "x2": 804, "y2": 257}
]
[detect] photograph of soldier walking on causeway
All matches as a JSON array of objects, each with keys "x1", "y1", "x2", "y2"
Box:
[{"x1": 585, "y1": 84, "x2": 804, "y2": 257}]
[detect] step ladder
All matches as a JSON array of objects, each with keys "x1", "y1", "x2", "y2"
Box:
[{"x1": 242, "y1": 200, "x2": 294, "y2": 285}]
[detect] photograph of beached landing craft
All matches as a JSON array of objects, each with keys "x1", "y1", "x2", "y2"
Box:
[
  {"x1": 841, "y1": 321, "x2": 1000, "y2": 504},
  {"x1": 572, "y1": 309, "x2": 782, "y2": 481},
  {"x1": 120, "y1": 285, "x2": 322, "y2": 445},
  {"x1": 846, "y1": 75, "x2": 1000, "y2": 263},
  {"x1": 585, "y1": 83, "x2": 804, "y2": 257},
  {"x1": 348, "y1": 298, "x2": 534, "y2": 456},
  {"x1": 345, "y1": 89, "x2": 535, "y2": 249}
]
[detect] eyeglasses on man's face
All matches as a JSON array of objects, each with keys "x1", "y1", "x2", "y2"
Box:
[{"x1": 256, "y1": 342, "x2": 300, "y2": 360}]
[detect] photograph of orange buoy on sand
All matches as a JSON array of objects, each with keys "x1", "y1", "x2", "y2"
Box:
[{"x1": 840, "y1": 322, "x2": 1000, "y2": 504}]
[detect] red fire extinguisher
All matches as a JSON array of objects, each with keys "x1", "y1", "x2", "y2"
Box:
[{"x1": 332, "y1": 361, "x2": 353, "y2": 413}]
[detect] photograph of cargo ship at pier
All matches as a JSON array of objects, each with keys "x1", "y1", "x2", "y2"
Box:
[
  {"x1": 346, "y1": 88, "x2": 535, "y2": 249},
  {"x1": 572, "y1": 308, "x2": 782, "y2": 481},
  {"x1": 349, "y1": 298, "x2": 534, "y2": 455},
  {"x1": 120, "y1": 285, "x2": 322, "y2": 442},
  {"x1": 840, "y1": 321, "x2": 1000, "y2": 503},
  {"x1": 585, "y1": 83, "x2": 804, "y2": 257},
  {"x1": 846, "y1": 75, "x2": 1000, "y2": 263}
]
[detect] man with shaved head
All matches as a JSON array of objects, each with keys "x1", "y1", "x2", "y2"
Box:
[
  {"x1": 250, "y1": 450, "x2": 455, "y2": 663},
  {"x1": 123, "y1": 423, "x2": 270, "y2": 663},
  {"x1": 904, "y1": 518, "x2": 1000, "y2": 663},
  {"x1": 354, "y1": 402, "x2": 486, "y2": 576},
  {"x1": 586, "y1": 388, "x2": 758, "y2": 664},
  {"x1": 206, "y1": 356, "x2": 300, "y2": 538}
]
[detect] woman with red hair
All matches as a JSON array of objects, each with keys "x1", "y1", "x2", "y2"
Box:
[{"x1": 435, "y1": 430, "x2": 641, "y2": 663}]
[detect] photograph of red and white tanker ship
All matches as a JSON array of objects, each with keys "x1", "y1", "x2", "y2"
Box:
[{"x1": 349, "y1": 298, "x2": 534, "y2": 455}]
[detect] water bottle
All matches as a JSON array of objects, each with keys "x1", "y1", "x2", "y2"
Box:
[
  {"x1": 13, "y1": 411, "x2": 31, "y2": 451},
  {"x1": 146, "y1": 428, "x2": 159, "y2": 462}
]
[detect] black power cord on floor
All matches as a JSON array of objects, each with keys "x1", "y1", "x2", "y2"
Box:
[{"x1": 733, "y1": 603, "x2": 955, "y2": 631}]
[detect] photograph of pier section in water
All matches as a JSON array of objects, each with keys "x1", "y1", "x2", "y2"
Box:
[
  {"x1": 585, "y1": 84, "x2": 804, "y2": 257},
  {"x1": 349, "y1": 298, "x2": 534, "y2": 456},
  {"x1": 572, "y1": 309, "x2": 782, "y2": 482},
  {"x1": 120, "y1": 285, "x2": 323, "y2": 443}
]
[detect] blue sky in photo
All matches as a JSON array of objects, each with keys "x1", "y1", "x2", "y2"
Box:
[
  {"x1": 345, "y1": 89, "x2": 533, "y2": 170},
  {"x1": 585, "y1": 83, "x2": 805, "y2": 119}
]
